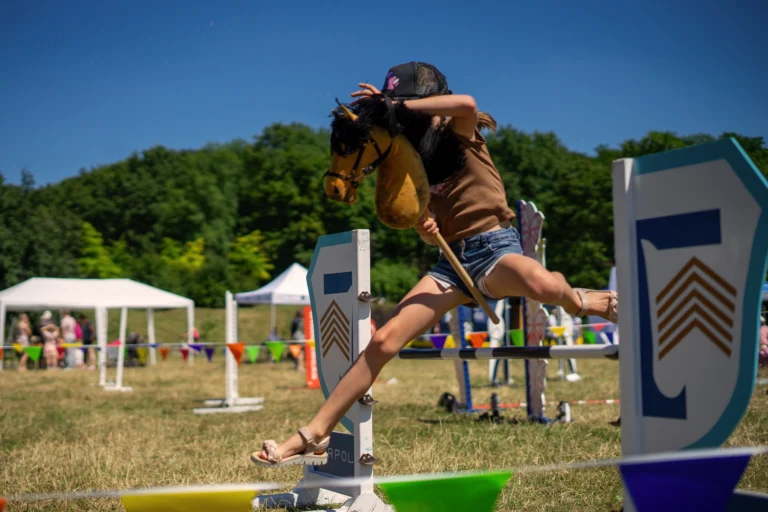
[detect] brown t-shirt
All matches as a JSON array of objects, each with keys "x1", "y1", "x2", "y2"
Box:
[{"x1": 428, "y1": 128, "x2": 515, "y2": 243}]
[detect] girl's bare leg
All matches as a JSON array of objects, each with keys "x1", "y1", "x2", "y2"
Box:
[
  {"x1": 481, "y1": 254, "x2": 615, "y2": 318},
  {"x1": 255, "y1": 276, "x2": 468, "y2": 462}
]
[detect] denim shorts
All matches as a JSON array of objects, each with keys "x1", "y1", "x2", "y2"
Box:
[{"x1": 427, "y1": 226, "x2": 523, "y2": 307}]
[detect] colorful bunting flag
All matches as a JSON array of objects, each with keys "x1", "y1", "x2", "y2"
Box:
[
  {"x1": 62, "y1": 342, "x2": 82, "y2": 348},
  {"x1": 468, "y1": 332, "x2": 488, "y2": 349},
  {"x1": 0, "y1": 347, "x2": 3, "y2": 360},
  {"x1": 121, "y1": 489, "x2": 256, "y2": 512},
  {"x1": 189, "y1": 344, "x2": 203, "y2": 353},
  {"x1": 137, "y1": 348, "x2": 147, "y2": 364},
  {"x1": 180, "y1": 348, "x2": 189, "y2": 362},
  {"x1": 378, "y1": 470, "x2": 512, "y2": 512},
  {"x1": 549, "y1": 326, "x2": 567, "y2": 337},
  {"x1": 288, "y1": 344, "x2": 302, "y2": 359},
  {"x1": 509, "y1": 329, "x2": 524, "y2": 346},
  {"x1": 583, "y1": 331, "x2": 596, "y2": 344},
  {"x1": 24, "y1": 346, "x2": 42, "y2": 362},
  {"x1": 12, "y1": 343, "x2": 22, "y2": 354},
  {"x1": 592, "y1": 323, "x2": 607, "y2": 332},
  {"x1": 56, "y1": 346, "x2": 65, "y2": 357},
  {"x1": 246, "y1": 346, "x2": 260, "y2": 364},
  {"x1": 431, "y1": 334, "x2": 447, "y2": 349},
  {"x1": 150, "y1": 343, "x2": 159, "y2": 349},
  {"x1": 265, "y1": 341, "x2": 284, "y2": 363},
  {"x1": 204, "y1": 347, "x2": 214, "y2": 362},
  {"x1": 619, "y1": 448, "x2": 754, "y2": 512},
  {"x1": 159, "y1": 347, "x2": 169, "y2": 361},
  {"x1": 108, "y1": 340, "x2": 121, "y2": 347},
  {"x1": 226, "y1": 343, "x2": 245, "y2": 366}
]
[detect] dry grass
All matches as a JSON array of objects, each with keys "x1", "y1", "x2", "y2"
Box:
[{"x1": 1, "y1": 354, "x2": 767, "y2": 511}]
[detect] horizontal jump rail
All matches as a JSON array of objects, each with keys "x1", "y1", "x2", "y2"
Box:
[{"x1": 396, "y1": 344, "x2": 619, "y2": 361}]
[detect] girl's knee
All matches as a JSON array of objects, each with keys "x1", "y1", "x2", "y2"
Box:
[{"x1": 367, "y1": 328, "x2": 401, "y2": 360}]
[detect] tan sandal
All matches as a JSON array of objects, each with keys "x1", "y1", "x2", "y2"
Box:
[
  {"x1": 250, "y1": 427, "x2": 330, "y2": 467},
  {"x1": 574, "y1": 289, "x2": 618, "y2": 323}
]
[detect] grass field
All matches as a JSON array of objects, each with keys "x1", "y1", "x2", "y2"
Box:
[{"x1": 2, "y1": 342, "x2": 768, "y2": 512}]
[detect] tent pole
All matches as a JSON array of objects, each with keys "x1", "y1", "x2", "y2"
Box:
[
  {"x1": 187, "y1": 304, "x2": 194, "y2": 366},
  {"x1": 115, "y1": 307, "x2": 127, "y2": 389},
  {"x1": 147, "y1": 308, "x2": 156, "y2": 365},
  {"x1": 0, "y1": 301, "x2": 5, "y2": 372},
  {"x1": 97, "y1": 307, "x2": 108, "y2": 386}
]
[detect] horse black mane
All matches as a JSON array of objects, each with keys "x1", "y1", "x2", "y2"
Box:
[{"x1": 330, "y1": 97, "x2": 466, "y2": 186}]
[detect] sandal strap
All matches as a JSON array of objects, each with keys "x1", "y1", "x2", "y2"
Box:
[
  {"x1": 574, "y1": 289, "x2": 588, "y2": 317},
  {"x1": 262, "y1": 440, "x2": 281, "y2": 462},
  {"x1": 298, "y1": 426, "x2": 329, "y2": 454}
]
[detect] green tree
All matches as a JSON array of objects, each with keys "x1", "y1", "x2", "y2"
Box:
[{"x1": 78, "y1": 222, "x2": 121, "y2": 278}]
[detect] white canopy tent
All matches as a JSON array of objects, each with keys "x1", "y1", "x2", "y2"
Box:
[
  {"x1": 234, "y1": 263, "x2": 310, "y2": 332},
  {"x1": 0, "y1": 278, "x2": 195, "y2": 388}
]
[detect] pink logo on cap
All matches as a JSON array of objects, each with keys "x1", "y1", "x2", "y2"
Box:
[{"x1": 384, "y1": 71, "x2": 399, "y2": 91}]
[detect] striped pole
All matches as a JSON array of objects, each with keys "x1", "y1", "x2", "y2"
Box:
[{"x1": 396, "y1": 344, "x2": 618, "y2": 361}]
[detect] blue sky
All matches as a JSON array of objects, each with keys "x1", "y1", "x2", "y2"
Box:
[{"x1": 1, "y1": 0, "x2": 765, "y2": 185}]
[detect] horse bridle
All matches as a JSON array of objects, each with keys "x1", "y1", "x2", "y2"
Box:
[{"x1": 323, "y1": 96, "x2": 398, "y2": 200}]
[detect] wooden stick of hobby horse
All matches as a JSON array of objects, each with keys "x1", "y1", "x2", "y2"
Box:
[{"x1": 432, "y1": 232, "x2": 501, "y2": 324}]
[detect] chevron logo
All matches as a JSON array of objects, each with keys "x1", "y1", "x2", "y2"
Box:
[
  {"x1": 655, "y1": 257, "x2": 736, "y2": 360},
  {"x1": 320, "y1": 300, "x2": 351, "y2": 361}
]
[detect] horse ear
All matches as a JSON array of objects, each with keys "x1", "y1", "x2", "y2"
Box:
[{"x1": 339, "y1": 104, "x2": 358, "y2": 121}]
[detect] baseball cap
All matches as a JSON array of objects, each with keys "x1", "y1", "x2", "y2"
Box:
[{"x1": 380, "y1": 62, "x2": 451, "y2": 100}]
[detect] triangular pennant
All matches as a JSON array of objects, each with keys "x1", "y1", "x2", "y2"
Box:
[
  {"x1": 226, "y1": 343, "x2": 245, "y2": 366},
  {"x1": 159, "y1": 347, "x2": 169, "y2": 360},
  {"x1": 378, "y1": 470, "x2": 512, "y2": 512},
  {"x1": 0, "y1": 347, "x2": 3, "y2": 360},
  {"x1": 431, "y1": 334, "x2": 448, "y2": 349},
  {"x1": 24, "y1": 346, "x2": 42, "y2": 362},
  {"x1": 150, "y1": 343, "x2": 159, "y2": 349},
  {"x1": 620, "y1": 449, "x2": 753, "y2": 512},
  {"x1": 288, "y1": 344, "x2": 302, "y2": 359},
  {"x1": 265, "y1": 341, "x2": 284, "y2": 363},
  {"x1": 62, "y1": 342, "x2": 82, "y2": 348},
  {"x1": 12, "y1": 343, "x2": 22, "y2": 354},
  {"x1": 137, "y1": 348, "x2": 148, "y2": 364},
  {"x1": 549, "y1": 326, "x2": 567, "y2": 337},
  {"x1": 582, "y1": 331, "x2": 596, "y2": 344},
  {"x1": 108, "y1": 340, "x2": 121, "y2": 347},
  {"x1": 591, "y1": 322, "x2": 608, "y2": 332},
  {"x1": 246, "y1": 346, "x2": 260, "y2": 364},
  {"x1": 204, "y1": 347, "x2": 214, "y2": 362},
  {"x1": 56, "y1": 346, "x2": 65, "y2": 357},
  {"x1": 189, "y1": 344, "x2": 203, "y2": 353},
  {"x1": 509, "y1": 329, "x2": 524, "y2": 346},
  {"x1": 180, "y1": 348, "x2": 189, "y2": 362},
  {"x1": 121, "y1": 489, "x2": 256, "y2": 512},
  {"x1": 469, "y1": 332, "x2": 488, "y2": 349},
  {"x1": 80, "y1": 346, "x2": 89, "y2": 354}
]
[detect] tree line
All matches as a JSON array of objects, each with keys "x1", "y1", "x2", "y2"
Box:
[{"x1": 1, "y1": 123, "x2": 766, "y2": 307}]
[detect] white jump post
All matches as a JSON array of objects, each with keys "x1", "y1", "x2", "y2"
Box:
[
  {"x1": 253, "y1": 229, "x2": 389, "y2": 512},
  {"x1": 105, "y1": 307, "x2": 132, "y2": 392},
  {"x1": 613, "y1": 139, "x2": 767, "y2": 511},
  {"x1": 193, "y1": 291, "x2": 264, "y2": 414},
  {"x1": 147, "y1": 308, "x2": 156, "y2": 366}
]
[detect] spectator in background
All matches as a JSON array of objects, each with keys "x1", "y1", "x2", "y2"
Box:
[
  {"x1": 79, "y1": 314, "x2": 96, "y2": 370},
  {"x1": 290, "y1": 310, "x2": 303, "y2": 340},
  {"x1": 61, "y1": 310, "x2": 80, "y2": 368},
  {"x1": 15, "y1": 313, "x2": 32, "y2": 372},
  {"x1": 40, "y1": 311, "x2": 60, "y2": 370}
]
